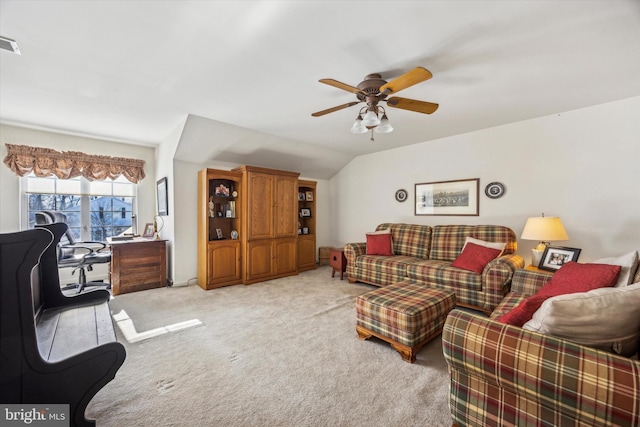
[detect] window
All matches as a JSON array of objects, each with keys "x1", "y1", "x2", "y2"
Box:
[{"x1": 24, "y1": 174, "x2": 136, "y2": 241}]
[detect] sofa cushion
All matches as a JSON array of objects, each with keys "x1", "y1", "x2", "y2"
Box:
[
  {"x1": 366, "y1": 230, "x2": 393, "y2": 256},
  {"x1": 430, "y1": 225, "x2": 474, "y2": 261},
  {"x1": 499, "y1": 262, "x2": 621, "y2": 326},
  {"x1": 523, "y1": 282, "x2": 640, "y2": 356},
  {"x1": 451, "y1": 242, "x2": 502, "y2": 274},
  {"x1": 354, "y1": 255, "x2": 423, "y2": 286},
  {"x1": 593, "y1": 250, "x2": 639, "y2": 287},
  {"x1": 376, "y1": 223, "x2": 432, "y2": 259},
  {"x1": 469, "y1": 225, "x2": 517, "y2": 255},
  {"x1": 407, "y1": 260, "x2": 484, "y2": 312},
  {"x1": 463, "y1": 236, "x2": 506, "y2": 254}
]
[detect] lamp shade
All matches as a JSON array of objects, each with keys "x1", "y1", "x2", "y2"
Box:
[
  {"x1": 361, "y1": 109, "x2": 381, "y2": 127},
  {"x1": 521, "y1": 216, "x2": 569, "y2": 242},
  {"x1": 374, "y1": 114, "x2": 393, "y2": 133},
  {"x1": 350, "y1": 117, "x2": 367, "y2": 134}
]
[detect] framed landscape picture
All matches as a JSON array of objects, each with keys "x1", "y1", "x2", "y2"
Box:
[{"x1": 415, "y1": 178, "x2": 479, "y2": 216}]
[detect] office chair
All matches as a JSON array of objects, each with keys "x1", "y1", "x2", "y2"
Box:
[{"x1": 35, "y1": 210, "x2": 112, "y2": 294}]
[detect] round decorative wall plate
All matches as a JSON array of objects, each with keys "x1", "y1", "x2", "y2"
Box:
[
  {"x1": 485, "y1": 182, "x2": 506, "y2": 199},
  {"x1": 395, "y1": 189, "x2": 408, "y2": 202}
]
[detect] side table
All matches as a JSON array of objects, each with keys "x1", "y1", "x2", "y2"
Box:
[{"x1": 329, "y1": 247, "x2": 347, "y2": 280}]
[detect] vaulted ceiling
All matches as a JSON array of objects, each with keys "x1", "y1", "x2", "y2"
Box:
[{"x1": 1, "y1": 1, "x2": 639, "y2": 178}]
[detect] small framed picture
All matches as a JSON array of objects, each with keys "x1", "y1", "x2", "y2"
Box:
[
  {"x1": 157, "y1": 177, "x2": 169, "y2": 216},
  {"x1": 298, "y1": 192, "x2": 306, "y2": 201},
  {"x1": 538, "y1": 246, "x2": 582, "y2": 271},
  {"x1": 305, "y1": 191, "x2": 314, "y2": 201},
  {"x1": 143, "y1": 223, "x2": 155, "y2": 238},
  {"x1": 300, "y1": 208, "x2": 311, "y2": 217},
  {"x1": 216, "y1": 228, "x2": 223, "y2": 240},
  {"x1": 215, "y1": 183, "x2": 230, "y2": 197}
]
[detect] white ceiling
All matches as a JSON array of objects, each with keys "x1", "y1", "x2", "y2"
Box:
[{"x1": 1, "y1": 1, "x2": 639, "y2": 179}]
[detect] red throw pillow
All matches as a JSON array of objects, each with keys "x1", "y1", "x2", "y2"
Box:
[
  {"x1": 366, "y1": 232, "x2": 393, "y2": 256},
  {"x1": 499, "y1": 262, "x2": 621, "y2": 327},
  {"x1": 451, "y1": 242, "x2": 502, "y2": 274}
]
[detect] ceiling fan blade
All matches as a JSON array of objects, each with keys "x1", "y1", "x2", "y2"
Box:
[
  {"x1": 311, "y1": 101, "x2": 361, "y2": 117},
  {"x1": 319, "y1": 79, "x2": 364, "y2": 94},
  {"x1": 379, "y1": 67, "x2": 433, "y2": 95},
  {"x1": 386, "y1": 97, "x2": 439, "y2": 114}
]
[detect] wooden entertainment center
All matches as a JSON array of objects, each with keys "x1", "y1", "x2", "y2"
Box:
[{"x1": 197, "y1": 166, "x2": 316, "y2": 289}]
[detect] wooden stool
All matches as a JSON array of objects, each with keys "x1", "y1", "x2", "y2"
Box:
[
  {"x1": 356, "y1": 282, "x2": 456, "y2": 363},
  {"x1": 329, "y1": 247, "x2": 347, "y2": 279}
]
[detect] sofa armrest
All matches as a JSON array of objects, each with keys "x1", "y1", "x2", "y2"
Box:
[
  {"x1": 443, "y1": 309, "x2": 640, "y2": 427},
  {"x1": 344, "y1": 242, "x2": 366, "y2": 266},
  {"x1": 510, "y1": 268, "x2": 554, "y2": 296},
  {"x1": 480, "y1": 253, "x2": 524, "y2": 312}
]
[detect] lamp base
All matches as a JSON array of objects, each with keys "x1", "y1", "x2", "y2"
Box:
[{"x1": 531, "y1": 249, "x2": 545, "y2": 268}]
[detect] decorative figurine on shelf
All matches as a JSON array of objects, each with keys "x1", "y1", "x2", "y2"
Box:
[{"x1": 208, "y1": 196, "x2": 215, "y2": 218}]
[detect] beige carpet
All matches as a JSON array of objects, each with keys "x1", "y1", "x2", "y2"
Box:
[{"x1": 86, "y1": 266, "x2": 453, "y2": 426}]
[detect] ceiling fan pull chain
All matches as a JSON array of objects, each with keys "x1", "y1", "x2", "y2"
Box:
[{"x1": 370, "y1": 129, "x2": 375, "y2": 142}]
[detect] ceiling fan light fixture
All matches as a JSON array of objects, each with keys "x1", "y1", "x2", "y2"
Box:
[
  {"x1": 350, "y1": 116, "x2": 367, "y2": 134},
  {"x1": 361, "y1": 108, "x2": 380, "y2": 127},
  {"x1": 374, "y1": 114, "x2": 393, "y2": 134}
]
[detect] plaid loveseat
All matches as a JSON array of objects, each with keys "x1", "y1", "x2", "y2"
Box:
[
  {"x1": 442, "y1": 268, "x2": 640, "y2": 427},
  {"x1": 344, "y1": 223, "x2": 524, "y2": 313}
]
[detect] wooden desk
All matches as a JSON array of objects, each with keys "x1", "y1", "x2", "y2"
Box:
[{"x1": 108, "y1": 238, "x2": 167, "y2": 295}]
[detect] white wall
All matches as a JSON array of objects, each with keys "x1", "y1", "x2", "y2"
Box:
[{"x1": 329, "y1": 96, "x2": 640, "y2": 264}]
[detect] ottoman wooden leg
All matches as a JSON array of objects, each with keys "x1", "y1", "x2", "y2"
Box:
[
  {"x1": 390, "y1": 342, "x2": 416, "y2": 363},
  {"x1": 356, "y1": 325, "x2": 372, "y2": 340}
]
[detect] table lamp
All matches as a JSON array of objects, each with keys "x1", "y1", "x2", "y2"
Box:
[{"x1": 521, "y1": 214, "x2": 569, "y2": 267}]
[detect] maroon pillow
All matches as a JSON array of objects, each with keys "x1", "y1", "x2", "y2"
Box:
[
  {"x1": 499, "y1": 262, "x2": 621, "y2": 326},
  {"x1": 366, "y1": 233, "x2": 393, "y2": 256},
  {"x1": 451, "y1": 242, "x2": 502, "y2": 274}
]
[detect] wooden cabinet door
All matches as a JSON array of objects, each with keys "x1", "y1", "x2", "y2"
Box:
[
  {"x1": 297, "y1": 234, "x2": 316, "y2": 271},
  {"x1": 207, "y1": 241, "x2": 241, "y2": 288},
  {"x1": 274, "y1": 237, "x2": 298, "y2": 276},
  {"x1": 247, "y1": 172, "x2": 273, "y2": 240},
  {"x1": 274, "y1": 175, "x2": 298, "y2": 237},
  {"x1": 245, "y1": 239, "x2": 274, "y2": 283}
]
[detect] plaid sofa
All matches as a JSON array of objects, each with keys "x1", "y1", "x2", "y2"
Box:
[
  {"x1": 344, "y1": 223, "x2": 524, "y2": 313},
  {"x1": 442, "y1": 268, "x2": 640, "y2": 427}
]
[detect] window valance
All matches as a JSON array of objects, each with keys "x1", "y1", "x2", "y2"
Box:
[{"x1": 3, "y1": 144, "x2": 146, "y2": 183}]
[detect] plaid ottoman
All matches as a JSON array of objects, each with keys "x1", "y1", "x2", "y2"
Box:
[{"x1": 356, "y1": 281, "x2": 456, "y2": 363}]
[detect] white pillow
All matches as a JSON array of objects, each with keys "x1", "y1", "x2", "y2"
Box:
[
  {"x1": 593, "y1": 250, "x2": 639, "y2": 287},
  {"x1": 523, "y1": 282, "x2": 640, "y2": 356},
  {"x1": 462, "y1": 237, "x2": 506, "y2": 254}
]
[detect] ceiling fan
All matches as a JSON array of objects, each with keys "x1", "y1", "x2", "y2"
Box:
[{"x1": 311, "y1": 67, "x2": 438, "y2": 138}]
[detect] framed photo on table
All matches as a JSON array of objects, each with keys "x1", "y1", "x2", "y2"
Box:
[
  {"x1": 415, "y1": 178, "x2": 479, "y2": 216},
  {"x1": 142, "y1": 223, "x2": 155, "y2": 238},
  {"x1": 538, "y1": 246, "x2": 581, "y2": 271}
]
